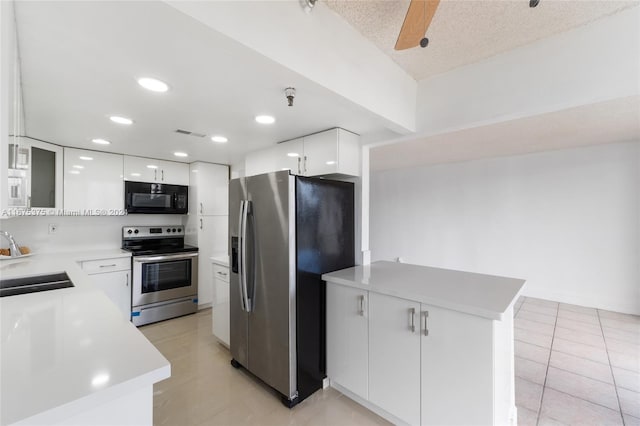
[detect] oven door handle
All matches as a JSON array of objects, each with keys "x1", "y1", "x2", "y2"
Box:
[{"x1": 133, "y1": 252, "x2": 199, "y2": 262}]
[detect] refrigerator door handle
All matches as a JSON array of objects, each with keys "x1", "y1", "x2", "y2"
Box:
[
  {"x1": 241, "y1": 200, "x2": 252, "y2": 313},
  {"x1": 244, "y1": 200, "x2": 253, "y2": 312},
  {"x1": 238, "y1": 200, "x2": 247, "y2": 312}
]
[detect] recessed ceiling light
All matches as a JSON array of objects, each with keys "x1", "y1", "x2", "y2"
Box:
[
  {"x1": 287, "y1": 152, "x2": 299, "y2": 157},
  {"x1": 146, "y1": 165, "x2": 158, "y2": 169},
  {"x1": 92, "y1": 138, "x2": 111, "y2": 145},
  {"x1": 109, "y1": 116, "x2": 133, "y2": 125},
  {"x1": 131, "y1": 172, "x2": 141, "y2": 177},
  {"x1": 281, "y1": 168, "x2": 290, "y2": 171},
  {"x1": 211, "y1": 135, "x2": 228, "y2": 143},
  {"x1": 72, "y1": 165, "x2": 84, "y2": 169},
  {"x1": 69, "y1": 170, "x2": 80, "y2": 175},
  {"x1": 174, "y1": 152, "x2": 188, "y2": 158},
  {"x1": 255, "y1": 115, "x2": 275, "y2": 124},
  {"x1": 137, "y1": 77, "x2": 169, "y2": 93},
  {"x1": 79, "y1": 156, "x2": 93, "y2": 161},
  {"x1": 326, "y1": 161, "x2": 336, "y2": 165}
]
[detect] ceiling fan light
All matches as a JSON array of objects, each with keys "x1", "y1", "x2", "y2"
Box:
[{"x1": 529, "y1": 0, "x2": 540, "y2": 7}]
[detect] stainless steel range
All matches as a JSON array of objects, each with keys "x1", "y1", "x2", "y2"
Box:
[{"x1": 122, "y1": 225, "x2": 198, "y2": 326}]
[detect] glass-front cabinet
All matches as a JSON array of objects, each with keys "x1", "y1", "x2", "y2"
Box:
[{"x1": 7, "y1": 137, "x2": 63, "y2": 212}]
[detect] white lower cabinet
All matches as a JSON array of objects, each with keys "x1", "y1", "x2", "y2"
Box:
[
  {"x1": 326, "y1": 284, "x2": 368, "y2": 400},
  {"x1": 421, "y1": 304, "x2": 494, "y2": 425},
  {"x1": 369, "y1": 293, "x2": 421, "y2": 425},
  {"x1": 81, "y1": 257, "x2": 131, "y2": 321},
  {"x1": 326, "y1": 283, "x2": 511, "y2": 426},
  {"x1": 212, "y1": 263, "x2": 230, "y2": 347}
]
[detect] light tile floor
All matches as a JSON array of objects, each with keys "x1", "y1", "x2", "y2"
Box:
[
  {"x1": 513, "y1": 297, "x2": 640, "y2": 426},
  {"x1": 141, "y1": 298, "x2": 640, "y2": 426},
  {"x1": 140, "y1": 310, "x2": 390, "y2": 426}
]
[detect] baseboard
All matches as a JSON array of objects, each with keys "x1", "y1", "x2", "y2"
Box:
[
  {"x1": 330, "y1": 381, "x2": 409, "y2": 426},
  {"x1": 522, "y1": 287, "x2": 639, "y2": 315}
]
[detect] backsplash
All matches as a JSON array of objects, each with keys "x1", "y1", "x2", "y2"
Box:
[{"x1": 0, "y1": 215, "x2": 185, "y2": 254}]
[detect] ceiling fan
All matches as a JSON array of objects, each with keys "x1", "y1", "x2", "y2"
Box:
[
  {"x1": 395, "y1": 0, "x2": 540, "y2": 50},
  {"x1": 395, "y1": 0, "x2": 440, "y2": 50}
]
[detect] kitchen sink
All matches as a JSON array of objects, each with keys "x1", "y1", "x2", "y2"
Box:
[{"x1": 0, "y1": 272, "x2": 74, "y2": 297}]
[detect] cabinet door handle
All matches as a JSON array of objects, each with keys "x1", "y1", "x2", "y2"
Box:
[
  {"x1": 161, "y1": 170, "x2": 164, "y2": 181},
  {"x1": 200, "y1": 218, "x2": 203, "y2": 230},
  {"x1": 126, "y1": 273, "x2": 129, "y2": 287},
  {"x1": 99, "y1": 264, "x2": 117, "y2": 268},
  {"x1": 357, "y1": 295, "x2": 365, "y2": 316},
  {"x1": 409, "y1": 307, "x2": 416, "y2": 333},
  {"x1": 200, "y1": 202, "x2": 203, "y2": 214},
  {"x1": 297, "y1": 157, "x2": 301, "y2": 175},
  {"x1": 303, "y1": 156, "x2": 308, "y2": 174},
  {"x1": 422, "y1": 310, "x2": 429, "y2": 336},
  {"x1": 154, "y1": 169, "x2": 157, "y2": 181}
]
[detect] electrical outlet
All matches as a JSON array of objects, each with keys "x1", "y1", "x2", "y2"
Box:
[{"x1": 48, "y1": 224, "x2": 58, "y2": 234}]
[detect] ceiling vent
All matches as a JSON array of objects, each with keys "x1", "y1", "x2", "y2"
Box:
[{"x1": 175, "y1": 129, "x2": 206, "y2": 138}]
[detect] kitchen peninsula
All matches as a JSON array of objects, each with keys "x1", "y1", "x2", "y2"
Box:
[
  {"x1": 0, "y1": 251, "x2": 170, "y2": 426},
  {"x1": 323, "y1": 261, "x2": 525, "y2": 426}
]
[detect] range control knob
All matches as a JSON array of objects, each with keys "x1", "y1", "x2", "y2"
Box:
[
  {"x1": 177, "y1": 228, "x2": 182, "y2": 233},
  {"x1": 127, "y1": 229, "x2": 133, "y2": 234},
  {"x1": 167, "y1": 228, "x2": 172, "y2": 233},
  {"x1": 172, "y1": 228, "x2": 177, "y2": 232},
  {"x1": 134, "y1": 229, "x2": 139, "y2": 234}
]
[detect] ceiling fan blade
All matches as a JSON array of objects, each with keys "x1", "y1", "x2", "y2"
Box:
[{"x1": 395, "y1": 0, "x2": 441, "y2": 50}]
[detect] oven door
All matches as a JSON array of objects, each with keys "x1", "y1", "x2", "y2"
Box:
[{"x1": 132, "y1": 252, "x2": 198, "y2": 307}]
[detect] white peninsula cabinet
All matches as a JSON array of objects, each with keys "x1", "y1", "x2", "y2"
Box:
[
  {"x1": 123, "y1": 155, "x2": 189, "y2": 185},
  {"x1": 323, "y1": 261, "x2": 525, "y2": 426},
  {"x1": 63, "y1": 148, "x2": 124, "y2": 213},
  {"x1": 245, "y1": 128, "x2": 359, "y2": 177}
]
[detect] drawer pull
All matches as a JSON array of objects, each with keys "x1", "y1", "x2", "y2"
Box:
[
  {"x1": 217, "y1": 272, "x2": 228, "y2": 276},
  {"x1": 357, "y1": 295, "x2": 365, "y2": 316},
  {"x1": 99, "y1": 264, "x2": 117, "y2": 268}
]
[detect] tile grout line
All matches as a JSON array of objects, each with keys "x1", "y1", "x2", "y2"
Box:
[
  {"x1": 535, "y1": 302, "x2": 560, "y2": 426},
  {"x1": 518, "y1": 375, "x2": 624, "y2": 414},
  {"x1": 597, "y1": 308, "x2": 626, "y2": 426}
]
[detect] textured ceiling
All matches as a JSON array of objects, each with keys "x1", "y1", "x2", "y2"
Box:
[
  {"x1": 324, "y1": 0, "x2": 638, "y2": 80},
  {"x1": 370, "y1": 96, "x2": 640, "y2": 171}
]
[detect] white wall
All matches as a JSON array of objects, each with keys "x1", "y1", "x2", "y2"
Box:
[
  {"x1": 370, "y1": 141, "x2": 640, "y2": 315},
  {"x1": 0, "y1": 215, "x2": 183, "y2": 254}
]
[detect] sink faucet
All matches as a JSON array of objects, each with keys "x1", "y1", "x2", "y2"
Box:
[{"x1": 0, "y1": 231, "x2": 22, "y2": 258}]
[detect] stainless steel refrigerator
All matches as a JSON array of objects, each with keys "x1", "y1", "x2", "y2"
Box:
[{"x1": 229, "y1": 170, "x2": 354, "y2": 407}]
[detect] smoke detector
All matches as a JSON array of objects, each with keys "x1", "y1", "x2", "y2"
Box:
[
  {"x1": 285, "y1": 87, "x2": 296, "y2": 107},
  {"x1": 302, "y1": 0, "x2": 317, "y2": 13}
]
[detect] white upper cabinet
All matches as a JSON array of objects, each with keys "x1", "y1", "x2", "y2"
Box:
[
  {"x1": 123, "y1": 155, "x2": 189, "y2": 185},
  {"x1": 244, "y1": 129, "x2": 360, "y2": 178},
  {"x1": 273, "y1": 138, "x2": 303, "y2": 174},
  {"x1": 189, "y1": 162, "x2": 229, "y2": 216},
  {"x1": 63, "y1": 147, "x2": 124, "y2": 213},
  {"x1": 303, "y1": 129, "x2": 359, "y2": 177}
]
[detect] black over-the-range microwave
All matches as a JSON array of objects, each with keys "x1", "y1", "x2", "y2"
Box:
[{"x1": 125, "y1": 181, "x2": 188, "y2": 214}]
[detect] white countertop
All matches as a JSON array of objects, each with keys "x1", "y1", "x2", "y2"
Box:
[
  {"x1": 210, "y1": 255, "x2": 229, "y2": 267},
  {"x1": 322, "y1": 261, "x2": 525, "y2": 321},
  {"x1": 0, "y1": 250, "x2": 170, "y2": 425}
]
